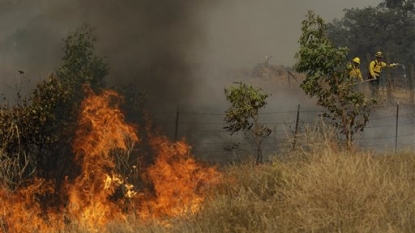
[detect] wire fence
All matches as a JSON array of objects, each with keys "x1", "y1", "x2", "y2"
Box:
[
  {"x1": 147, "y1": 64, "x2": 415, "y2": 164},
  {"x1": 151, "y1": 102, "x2": 415, "y2": 164}
]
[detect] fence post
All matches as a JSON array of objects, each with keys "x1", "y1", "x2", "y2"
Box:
[
  {"x1": 292, "y1": 104, "x2": 300, "y2": 150},
  {"x1": 174, "y1": 109, "x2": 179, "y2": 141},
  {"x1": 395, "y1": 102, "x2": 399, "y2": 153},
  {"x1": 410, "y1": 65, "x2": 415, "y2": 111},
  {"x1": 411, "y1": 65, "x2": 415, "y2": 151}
]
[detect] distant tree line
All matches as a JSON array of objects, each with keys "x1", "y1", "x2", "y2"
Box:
[{"x1": 327, "y1": 0, "x2": 415, "y2": 66}]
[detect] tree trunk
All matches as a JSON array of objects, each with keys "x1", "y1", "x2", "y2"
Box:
[{"x1": 256, "y1": 147, "x2": 263, "y2": 164}]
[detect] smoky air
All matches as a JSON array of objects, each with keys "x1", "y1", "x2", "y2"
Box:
[{"x1": 1, "y1": 0, "x2": 214, "y2": 112}]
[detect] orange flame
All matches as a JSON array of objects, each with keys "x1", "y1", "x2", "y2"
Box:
[
  {"x1": 0, "y1": 89, "x2": 220, "y2": 232},
  {"x1": 0, "y1": 178, "x2": 63, "y2": 232},
  {"x1": 138, "y1": 135, "x2": 220, "y2": 219},
  {"x1": 66, "y1": 89, "x2": 139, "y2": 231}
]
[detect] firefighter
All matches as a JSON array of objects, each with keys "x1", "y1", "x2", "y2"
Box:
[
  {"x1": 368, "y1": 51, "x2": 397, "y2": 97},
  {"x1": 348, "y1": 57, "x2": 363, "y2": 82}
]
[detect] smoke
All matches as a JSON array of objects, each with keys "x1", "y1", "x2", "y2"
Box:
[
  {"x1": 1, "y1": 0, "x2": 383, "y2": 109},
  {"x1": 1, "y1": 0, "x2": 215, "y2": 110},
  {"x1": 84, "y1": 1, "x2": 215, "y2": 110},
  {"x1": 1, "y1": 0, "x2": 387, "y2": 156}
]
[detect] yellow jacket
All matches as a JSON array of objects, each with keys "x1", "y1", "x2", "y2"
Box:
[
  {"x1": 349, "y1": 67, "x2": 363, "y2": 81},
  {"x1": 347, "y1": 63, "x2": 363, "y2": 81},
  {"x1": 369, "y1": 60, "x2": 395, "y2": 78}
]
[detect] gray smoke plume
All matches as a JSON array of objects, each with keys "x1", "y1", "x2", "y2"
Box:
[
  {"x1": 1, "y1": 0, "x2": 214, "y2": 110},
  {"x1": 1, "y1": 0, "x2": 382, "y2": 109}
]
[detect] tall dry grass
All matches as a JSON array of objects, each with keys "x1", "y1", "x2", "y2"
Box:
[
  {"x1": 170, "y1": 123, "x2": 415, "y2": 233},
  {"x1": 174, "y1": 155, "x2": 413, "y2": 232},
  {"x1": 10, "y1": 123, "x2": 415, "y2": 232}
]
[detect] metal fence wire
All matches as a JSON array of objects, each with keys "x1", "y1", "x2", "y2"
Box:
[
  {"x1": 151, "y1": 103, "x2": 414, "y2": 164},
  {"x1": 152, "y1": 65, "x2": 415, "y2": 164}
]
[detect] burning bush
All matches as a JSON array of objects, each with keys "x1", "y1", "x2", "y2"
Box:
[{"x1": 0, "y1": 89, "x2": 221, "y2": 232}]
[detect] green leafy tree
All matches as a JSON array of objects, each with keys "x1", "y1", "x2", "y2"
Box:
[
  {"x1": 0, "y1": 24, "x2": 109, "y2": 189},
  {"x1": 224, "y1": 82, "x2": 271, "y2": 164},
  {"x1": 47, "y1": 24, "x2": 109, "y2": 182},
  {"x1": 294, "y1": 11, "x2": 375, "y2": 149},
  {"x1": 57, "y1": 24, "x2": 108, "y2": 106}
]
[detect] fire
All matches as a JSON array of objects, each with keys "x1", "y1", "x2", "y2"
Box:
[
  {"x1": 138, "y1": 136, "x2": 220, "y2": 219},
  {"x1": 67, "y1": 89, "x2": 139, "y2": 231},
  {"x1": 0, "y1": 89, "x2": 220, "y2": 232},
  {"x1": 0, "y1": 178, "x2": 64, "y2": 232}
]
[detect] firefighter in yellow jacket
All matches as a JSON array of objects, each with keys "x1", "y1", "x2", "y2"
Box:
[
  {"x1": 348, "y1": 57, "x2": 363, "y2": 82},
  {"x1": 368, "y1": 51, "x2": 397, "y2": 97}
]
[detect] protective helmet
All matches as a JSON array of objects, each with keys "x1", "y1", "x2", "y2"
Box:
[
  {"x1": 375, "y1": 51, "x2": 383, "y2": 58},
  {"x1": 352, "y1": 57, "x2": 360, "y2": 64}
]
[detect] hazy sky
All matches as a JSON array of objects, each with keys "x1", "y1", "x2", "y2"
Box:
[
  {"x1": 0, "y1": 0, "x2": 382, "y2": 108},
  {"x1": 202, "y1": 0, "x2": 382, "y2": 66}
]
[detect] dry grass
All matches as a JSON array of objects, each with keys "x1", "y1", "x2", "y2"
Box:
[
  {"x1": 167, "y1": 124, "x2": 415, "y2": 233},
  {"x1": 172, "y1": 151, "x2": 415, "y2": 233},
  {"x1": 8, "y1": 125, "x2": 415, "y2": 232},
  {"x1": 280, "y1": 152, "x2": 415, "y2": 232}
]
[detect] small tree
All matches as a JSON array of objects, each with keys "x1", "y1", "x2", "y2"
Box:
[
  {"x1": 0, "y1": 24, "x2": 110, "y2": 188},
  {"x1": 224, "y1": 82, "x2": 271, "y2": 164},
  {"x1": 294, "y1": 11, "x2": 375, "y2": 149}
]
